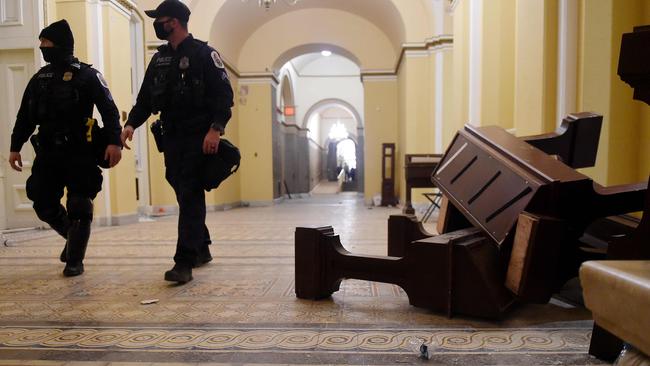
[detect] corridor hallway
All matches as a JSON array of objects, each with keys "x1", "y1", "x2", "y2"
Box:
[{"x1": 0, "y1": 195, "x2": 602, "y2": 365}]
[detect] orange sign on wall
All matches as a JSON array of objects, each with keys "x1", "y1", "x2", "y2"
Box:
[{"x1": 284, "y1": 106, "x2": 296, "y2": 116}]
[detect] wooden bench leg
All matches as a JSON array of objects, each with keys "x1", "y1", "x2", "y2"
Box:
[{"x1": 588, "y1": 323, "x2": 624, "y2": 362}]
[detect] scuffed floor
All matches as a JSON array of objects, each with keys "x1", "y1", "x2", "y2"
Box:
[{"x1": 0, "y1": 193, "x2": 606, "y2": 365}]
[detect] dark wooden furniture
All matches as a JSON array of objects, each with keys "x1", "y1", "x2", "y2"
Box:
[
  {"x1": 295, "y1": 226, "x2": 514, "y2": 319},
  {"x1": 295, "y1": 111, "x2": 647, "y2": 319},
  {"x1": 381, "y1": 143, "x2": 398, "y2": 206},
  {"x1": 388, "y1": 112, "x2": 606, "y2": 260},
  {"x1": 433, "y1": 123, "x2": 645, "y2": 302},
  {"x1": 402, "y1": 154, "x2": 442, "y2": 214}
]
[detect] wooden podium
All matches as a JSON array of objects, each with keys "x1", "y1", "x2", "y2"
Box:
[{"x1": 381, "y1": 143, "x2": 398, "y2": 206}]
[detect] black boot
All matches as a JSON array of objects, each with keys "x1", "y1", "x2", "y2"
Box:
[
  {"x1": 63, "y1": 219, "x2": 91, "y2": 277},
  {"x1": 164, "y1": 264, "x2": 193, "y2": 283},
  {"x1": 193, "y1": 245, "x2": 213, "y2": 268}
]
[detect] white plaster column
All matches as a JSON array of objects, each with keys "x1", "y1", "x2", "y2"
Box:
[
  {"x1": 468, "y1": 0, "x2": 483, "y2": 125},
  {"x1": 556, "y1": 0, "x2": 578, "y2": 125}
]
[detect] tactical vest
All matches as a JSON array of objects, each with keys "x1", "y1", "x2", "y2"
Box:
[
  {"x1": 150, "y1": 41, "x2": 207, "y2": 114},
  {"x1": 31, "y1": 63, "x2": 89, "y2": 133}
]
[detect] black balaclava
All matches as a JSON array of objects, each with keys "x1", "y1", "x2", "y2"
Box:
[{"x1": 39, "y1": 19, "x2": 74, "y2": 64}]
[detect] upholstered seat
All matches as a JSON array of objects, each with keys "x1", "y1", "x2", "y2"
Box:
[{"x1": 580, "y1": 261, "x2": 650, "y2": 357}]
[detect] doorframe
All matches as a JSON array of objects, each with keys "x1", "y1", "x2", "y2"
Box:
[{"x1": 130, "y1": 11, "x2": 150, "y2": 214}]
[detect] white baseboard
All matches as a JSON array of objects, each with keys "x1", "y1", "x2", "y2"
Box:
[{"x1": 96, "y1": 213, "x2": 139, "y2": 226}]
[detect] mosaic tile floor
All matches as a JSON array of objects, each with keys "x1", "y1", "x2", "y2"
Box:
[{"x1": 0, "y1": 193, "x2": 607, "y2": 365}]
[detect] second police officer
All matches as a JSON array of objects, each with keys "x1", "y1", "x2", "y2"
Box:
[{"x1": 121, "y1": 0, "x2": 234, "y2": 283}]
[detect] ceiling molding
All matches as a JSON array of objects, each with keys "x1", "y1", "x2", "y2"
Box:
[
  {"x1": 360, "y1": 35, "x2": 453, "y2": 80},
  {"x1": 238, "y1": 74, "x2": 280, "y2": 86},
  {"x1": 361, "y1": 74, "x2": 397, "y2": 82}
]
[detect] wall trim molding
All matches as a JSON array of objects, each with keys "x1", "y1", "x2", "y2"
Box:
[
  {"x1": 361, "y1": 74, "x2": 397, "y2": 82},
  {"x1": 207, "y1": 202, "x2": 242, "y2": 212},
  {"x1": 361, "y1": 34, "x2": 453, "y2": 79},
  {"x1": 209, "y1": 36, "x2": 453, "y2": 82},
  {"x1": 96, "y1": 213, "x2": 138, "y2": 226}
]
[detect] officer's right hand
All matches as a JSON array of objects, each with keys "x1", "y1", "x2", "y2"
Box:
[
  {"x1": 8, "y1": 152, "x2": 22, "y2": 172},
  {"x1": 121, "y1": 125, "x2": 134, "y2": 150}
]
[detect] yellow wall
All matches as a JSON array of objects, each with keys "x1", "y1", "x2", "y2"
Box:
[
  {"x1": 607, "y1": 1, "x2": 645, "y2": 186},
  {"x1": 238, "y1": 82, "x2": 274, "y2": 203},
  {"x1": 642, "y1": 0, "x2": 650, "y2": 185},
  {"x1": 102, "y1": 5, "x2": 138, "y2": 217},
  {"x1": 363, "y1": 79, "x2": 398, "y2": 203},
  {"x1": 578, "y1": 0, "x2": 648, "y2": 186},
  {"x1": 513, "y1": 0, "x2": 558, "y2": 136},
  {"x1": 441, "y1": 49, "x2": 454, "y2": 149},
  {"x1": 55, "y1": 0, "x2": 90, "y2": 64},
  {"x1": 46, "y1": 0, "x2": 58, "y2": 24},
  {"x1": 641, "y1": 105, "x2": 650, "y2": 182},
  {"x1": 450, "y1": 0, "x2": 470, "y2": 143},
  {"x1": 577, "y1": 0, "x2": 612, "y2": 184},
  {"x1": 481, "y1": 0, "x2": 515, "y2": 129},
  {"x1": 397, "y1": 55, "x2": 434, "y2": 203}
]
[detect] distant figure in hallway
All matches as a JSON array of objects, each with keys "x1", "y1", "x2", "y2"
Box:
[
  {"x1": 8, "y1": 19, "x2": 123, "y2": 277},
  {"x1": 121, "y1": 0, "x2": 234, "y2": 283}
]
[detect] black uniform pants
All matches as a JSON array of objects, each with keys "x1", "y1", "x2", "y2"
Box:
[
  {"x1": 163, "y1": 132, "x2": 211, "y2": 266},
  {"x1": 26, "y1": 149, "x2": 102, "y2": 222}
]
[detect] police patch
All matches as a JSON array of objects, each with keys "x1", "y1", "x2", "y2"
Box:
[
  {"x1": 96, "y1": 73, "x2": 109, "y2": 88},
  {"x1": 63, "y1": 72, "x2": 73, "y2": 81},
  {"x1": 211, "y1": 51, "x2": 225, "y2": 69},
  {"x1": 179, "y1": 56, "x2": 190, "y2": 70}
]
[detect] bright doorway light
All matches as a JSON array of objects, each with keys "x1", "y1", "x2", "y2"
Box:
[
  {"x1": 337, "y1": 139, "x2": 357, "y2": 170},
  {"x1": 328, "y1": 121, "x2": 349, "y2": 140},
  {"x1": 321, "y1": 50, "x2": 332, "y2": 57}
]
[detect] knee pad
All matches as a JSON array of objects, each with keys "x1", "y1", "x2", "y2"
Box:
[{"x1": 66, "y1": 196, "x2": 93, "y2": 221}]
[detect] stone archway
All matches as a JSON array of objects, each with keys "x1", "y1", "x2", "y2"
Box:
[{"x1": 303, "y1": 100, "x2": 365, "y2": 195}]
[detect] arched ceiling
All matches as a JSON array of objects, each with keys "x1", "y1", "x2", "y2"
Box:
[
  {"x1": 140, "y1": 0, "x2": 437, "y2": 72},
  {"x1": 236, "y1": 8, "x2": 396, "y2": 72},
  {"x1": 209, "y1": 0, "x2": 405, "y2": 61}
]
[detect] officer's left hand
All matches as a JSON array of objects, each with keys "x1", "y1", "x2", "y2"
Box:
[
  {"x1": 104, "y1": 144, "x2": 122, "y2": 168},
  {"x1": 203, "y1": 129, "x2": 221, "y2": 155}
]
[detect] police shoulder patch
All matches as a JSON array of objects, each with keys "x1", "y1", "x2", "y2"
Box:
[
  {"x1": 211, "y1": 51, "x2": 225, "y2": 69},
  {"x1": 96, "y1": 72, "x2": 109, "y2": 88}
]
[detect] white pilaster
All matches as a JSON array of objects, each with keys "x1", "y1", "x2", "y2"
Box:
[
  {"x1": 468, "y1": 0, "x2": 482, "y2": 125},
  {"x1": 557, "y1": 0, "x2": 578, "y2": 126}
]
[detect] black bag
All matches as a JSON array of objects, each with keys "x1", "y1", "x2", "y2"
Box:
[
  {"x1": 150, "y1": 119, "x2": 165, "y2": 152},
  {"x1": 203, "y1": 138, "x2": 240, "y2": 191},
  {"x1": 87, "y1": 118, "x2": 111, "y2": 169}
]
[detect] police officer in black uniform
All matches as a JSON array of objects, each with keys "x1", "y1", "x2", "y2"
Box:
[
  {"x1": 8, "y1": 19, "x2": 123, "y2": 277},
  {"x1": 121, "y1": 0, "x2": 234, "y2": 283}
]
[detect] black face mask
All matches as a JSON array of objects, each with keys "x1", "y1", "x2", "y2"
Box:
[
  {"x1": 40, "y1": 46, "x2": 69, "y2": 64},
  {"x1": 154, "y1": 21, "x2": 173, "y2": 40}
]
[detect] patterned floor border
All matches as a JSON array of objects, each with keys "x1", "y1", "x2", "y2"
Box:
[{"x1": 0, "y1": 325, "x2": 592, "y2": 354}]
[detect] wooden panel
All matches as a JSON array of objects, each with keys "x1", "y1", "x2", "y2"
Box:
[
  {"x1": 1, "y1": 59, "x2": 39, "y2": 228},
  {"x1": 433, "y1": 129, "x2": 541, "y2": 245},
  {"x1": 0, "y1": 0, "x2": 23, "y2": 26},
  {"x1": 505, "y1": 212, "x2": 565, "y2": 302}
]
